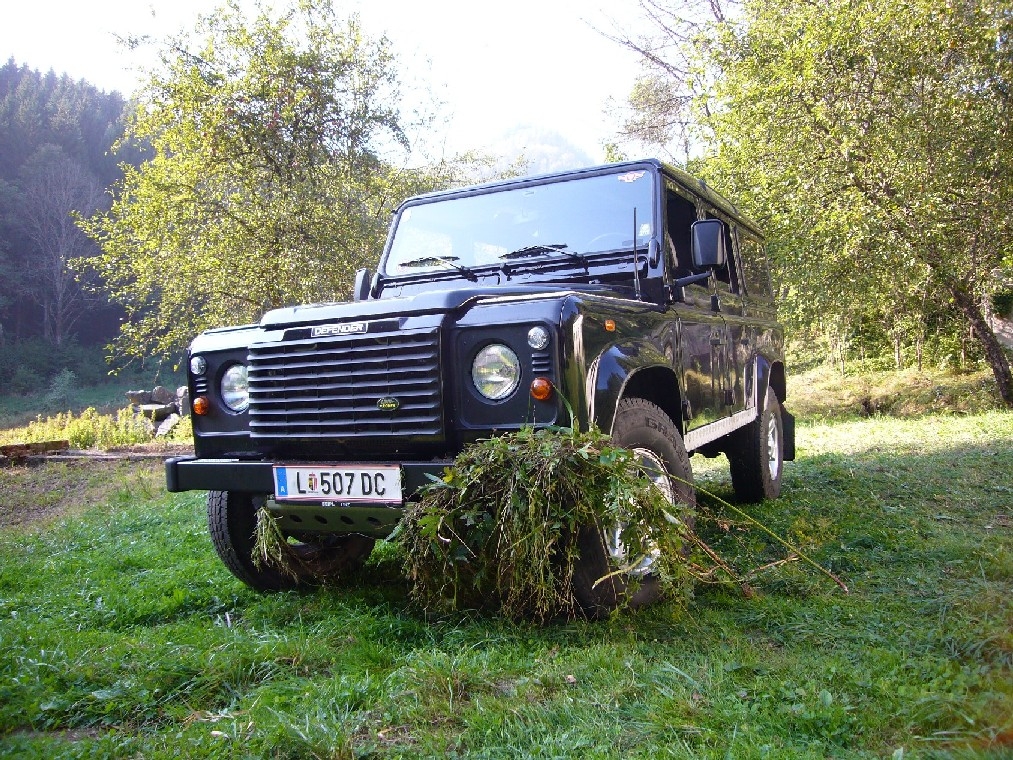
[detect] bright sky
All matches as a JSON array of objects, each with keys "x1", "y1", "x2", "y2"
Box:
[{"x1": 2, "y1": 0, "x2": 652, "y2": 172}]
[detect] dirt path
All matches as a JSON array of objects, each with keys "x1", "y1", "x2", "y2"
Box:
[{"x1": 0, "y1": 445, "x2": 193, "y2": 529}]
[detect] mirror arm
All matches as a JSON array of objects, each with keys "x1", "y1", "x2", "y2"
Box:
[{"x1": 674, "y1": 270, "x2": 713, "y2": 289}]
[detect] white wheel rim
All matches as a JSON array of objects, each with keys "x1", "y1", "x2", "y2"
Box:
[
  {"x1": 605, "y1": 447, "x2": 672, "y2": 576},
  {"x1": 766, "y1": 414, "x2": 780, "y2": 480}
]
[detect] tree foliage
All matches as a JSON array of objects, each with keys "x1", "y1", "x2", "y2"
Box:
[
  {"x1": 82, "y1": 0, "x2": 462, "y2": 364},
  {"x1": 0, "y1": 59, "x2": 128, "y2": 348},
  {"x1": 619, "y1": 0, "x2": 1013, "y2": 401}
]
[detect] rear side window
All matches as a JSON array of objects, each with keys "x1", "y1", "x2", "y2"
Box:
[{"x1": 738, "y1": 233, "x2": 773, "y2": 298}]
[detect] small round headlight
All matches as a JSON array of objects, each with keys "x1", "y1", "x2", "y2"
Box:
[
  {"x1": 527, "y1": 326, "x2": 550, "y2": 350},
  {"x1": 220, "y1": 364, "x2": 249, "y2": 412},
  {"x1": 190, "y1": 355, "x2": 207, "y2": 376},
  {"x1": 472, "y1": 344, "x2": 521, "y2": 400}
]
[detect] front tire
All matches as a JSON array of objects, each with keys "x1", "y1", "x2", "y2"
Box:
[
  {"x1": 207, "y1": 490, "x2": 374, "y2": 591},
  {"x1": 571, "y1": 398, "x2": 696, "y2": 617},
  {"x1": 728, "y1": 387, "x2": 784, "y2": 503}
]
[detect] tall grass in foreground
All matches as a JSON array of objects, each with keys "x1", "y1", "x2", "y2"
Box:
[{"x1": 0, "y1": 412, "x2": 1011, "y2": 758}]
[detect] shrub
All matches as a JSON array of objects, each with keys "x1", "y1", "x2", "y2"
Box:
[
  {"x1": 7, "y1": 365, "x2": 44, "y2": 396},
  {"x1": 0, "y1": 407, "x2": 156, "y2": 449},
  {"x1": 44, "y1": 369, "x2": 80, "y2": 411},
  {"x1": 397, "y1": 425, "x2": 695, "y2": 623}
]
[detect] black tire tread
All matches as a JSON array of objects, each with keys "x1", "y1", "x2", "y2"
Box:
[
  {"x1": 207, "y1": 491, "x2": 375, "y2": 592},
  {"x1": 728, "y1": 387, "x2": 783, "y2": 503}
]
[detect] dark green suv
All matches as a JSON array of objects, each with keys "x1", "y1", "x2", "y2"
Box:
[{"x1": 166, "y1": 159, "x2": 794, "y2": 614}]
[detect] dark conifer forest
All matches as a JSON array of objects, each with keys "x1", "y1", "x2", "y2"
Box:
[{"x1": 0, "y1": 58, "x2": 140, "y2": 389}]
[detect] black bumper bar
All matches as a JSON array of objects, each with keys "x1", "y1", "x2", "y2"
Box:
[{"x1": 165, "y1": 456, "x2": 450, "y2": 498}]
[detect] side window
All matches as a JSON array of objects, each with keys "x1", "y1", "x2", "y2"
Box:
[
  {"x1": 664, "y1": 185, "x2": 697, "y2": 279},
  {"x1": 738, "y1": 233, "x2": 773, "y2": 298},
  {"x1": 703, "y1": 210, "x2": 740, "y2": 294}
]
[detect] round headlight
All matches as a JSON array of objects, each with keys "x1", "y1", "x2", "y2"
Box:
[
  {"x1": 472, "y1": 344, "x2": 521, "y2": 400},
  {"x1": 190, "y1": 355, "x2": 207, "y2": 376},
  {"x1": 220, "y1": 364, "x2": 249, "y2": 412}
]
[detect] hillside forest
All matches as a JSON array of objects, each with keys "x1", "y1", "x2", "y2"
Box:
[
  {"x1": 2, "y1": 0, "x2": 1012, "y2": 405},
  {"x1": 0, "y1": 59, "x2": 147, "y2": 389}
]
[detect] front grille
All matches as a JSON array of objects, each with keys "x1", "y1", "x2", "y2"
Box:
[{"x1": 247, "y1": 327, "x2": 443, "y2": 440}]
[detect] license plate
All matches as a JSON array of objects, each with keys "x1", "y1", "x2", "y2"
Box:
[{"x1": 273, "y1": 464, "x2": 403, "y2": 504}]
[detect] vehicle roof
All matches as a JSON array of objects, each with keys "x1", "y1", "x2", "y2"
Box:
[{"x1": 397, "y1": 158, "x2": 764, "y2": 239}]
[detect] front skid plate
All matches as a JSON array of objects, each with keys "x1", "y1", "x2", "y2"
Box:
[{"x1": 266, "y1": 498, "x2": 402, "y2": 538}]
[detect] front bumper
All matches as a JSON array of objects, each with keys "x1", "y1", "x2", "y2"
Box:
[
  {"x1": 165, "y1": 456, "x2": 450, "y2": 498},
  {"x1": 165, "y1": 456, "x2": 453, "y2": 538}
]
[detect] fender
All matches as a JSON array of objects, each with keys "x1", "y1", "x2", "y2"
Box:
[{"x1": 586, "y1": 341, "x2": 679, "y2": 435}]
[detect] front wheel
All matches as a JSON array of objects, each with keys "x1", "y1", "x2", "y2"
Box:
[
  {"x1": 207, "y1": 491, "x2": 375, "y2": 591},
  {"x1": 728, "y1": 387, "x2": 784, "y2": 503},
  {"x1": 571, "y1": 398, "x2": 696, "y2": 617}
]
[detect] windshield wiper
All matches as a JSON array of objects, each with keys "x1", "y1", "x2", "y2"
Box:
[
  {"x1": 398, "y1": 255, "x2": 478, "y2": 281},
  {"x1": 499, "y1": 243, "x2": 584, "y2": 262}
]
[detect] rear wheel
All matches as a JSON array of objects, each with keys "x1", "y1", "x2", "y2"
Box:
[
  {"x1": 728, "y1": 387, "x2": 784, "y2": 503},
  {"x1": 207, "y1": 490, "x2": 374, "y2": 591},
  {"x1": 571, "y1": 398, "x2": 696, "y2": 617}
]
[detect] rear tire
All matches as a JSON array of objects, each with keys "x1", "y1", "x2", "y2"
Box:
[
  {"x1": 571, "y1": 398, "x2": 695, "y2": 617},
  {"x1": 728, "y1": 387, "x2": 784, "y2": 503},
  {"x1": 207, "y1": 490, "x2": 374, "y2": 591}
]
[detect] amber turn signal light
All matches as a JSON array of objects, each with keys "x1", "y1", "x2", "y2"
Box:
[
  {"x1": 604, "y1": 319, "x2": 616, "y2": 332},
  {"x1": 530, "y1": 377, "x2": 553, "y2": 401},
  {"x1": 192, "y1": 396, "x2": 210, "y2": 416}
]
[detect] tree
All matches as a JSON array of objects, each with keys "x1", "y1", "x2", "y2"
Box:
[
  {"x1": 82, "y1": 0, "x2": 460, "y2": 364},
  {"x1": 0, "y1": 59, "x2": 130, "y2": 346},
  {"x1": 618, "y1": 0, "x2": 1013, "y2": 403},
  {"x1": 15, "y1": 145, "x2": 104, "y2": 345}
]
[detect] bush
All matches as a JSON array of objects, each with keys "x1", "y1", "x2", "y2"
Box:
[
  {"x1": 0, "y1": 339, "x2": 108, "y2": 391},
  {"x1": 7, "y1": 365, "x2": 44, "y2": 396},
  {"x1": 397, "y1": 425, "x2": 694, "y2": 623},
  {"x1": 44, "y1": 369, "x2": 79, "y2": 411},
  {"x1": 0, "y1": 407, "x2": 156, "y2": 449}
]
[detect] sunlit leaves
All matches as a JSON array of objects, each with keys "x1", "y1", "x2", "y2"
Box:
[
  {"x1": 80, "y1": 0, "x2": 432, "y2": 364},
  {"x1": 685, "y1": 0, "x2": 1013, "y2": 391}
]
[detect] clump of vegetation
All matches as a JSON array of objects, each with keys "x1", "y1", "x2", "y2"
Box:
[
  {"x1": 43, "y1": 368, "x2": 79, "y2": 411},
  {"x1": 396, "y1": 425, "x2": 694, "y2": 623},
  {"x1": 0, "y1": 407, "x2": 178, "y2": 449},
  {"x1": 789, "y1": 364, "x2": 1002, "y2": 420}
]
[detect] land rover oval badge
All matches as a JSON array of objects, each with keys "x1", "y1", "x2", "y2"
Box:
[{"x1": 377, "y1": 396, "x2": 400, "y2": 412}]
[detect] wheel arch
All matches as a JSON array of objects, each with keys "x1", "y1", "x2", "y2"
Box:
[
  {"x1": 618, "y1": 366, "x2": 683, "y2": 435},
  {"x1": 754, "y1": 354, "x2": 787, "y2": 406},
  {"x1": 589, "y1": 346, "x2": 683, "y2": 436}
]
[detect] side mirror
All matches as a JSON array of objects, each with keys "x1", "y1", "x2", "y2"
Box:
[
  {"x1": 353, "y1": 268, "x2": 371, "y2": 301},
  {"x1": 369, "y1": 271, "x2": 385, "y2": 299},
  {"x1": 690, "y1": 219, "x2": 727, "y2": 269}
]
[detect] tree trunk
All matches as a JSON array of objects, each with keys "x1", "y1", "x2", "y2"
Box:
[{"x1": 948, "y1": 282, "x2": 1013, "y2": 406}]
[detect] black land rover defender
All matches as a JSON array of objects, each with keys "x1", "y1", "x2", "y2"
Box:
[{"x1": 166, "y1": 159, "x2": 794, "y2": 613}]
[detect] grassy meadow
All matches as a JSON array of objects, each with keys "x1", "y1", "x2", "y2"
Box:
[{"x1": 0, "y1": 367, "x2": 1011, "y2": 758}]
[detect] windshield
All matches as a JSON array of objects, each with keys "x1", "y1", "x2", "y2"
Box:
[{"x1": 383, "y1": 169, "x2": 655, "y2": 276}]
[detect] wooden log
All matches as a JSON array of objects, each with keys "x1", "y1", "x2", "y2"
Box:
[{"x1": 0, "y1": 440, "x2": 71, "y2": 458}]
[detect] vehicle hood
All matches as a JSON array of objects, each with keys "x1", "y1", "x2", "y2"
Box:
[{"x1": 258, "y1": 282, "x2": 630, "y2": 329}]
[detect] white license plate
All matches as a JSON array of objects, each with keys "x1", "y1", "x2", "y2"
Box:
[{"x1": 273, "y1": 464, "x2": 403, "y2": 504}]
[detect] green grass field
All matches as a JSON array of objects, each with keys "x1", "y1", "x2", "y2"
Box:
[{"x1": 1, "y1": 377, "x2": 1011, "y2": 758}]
